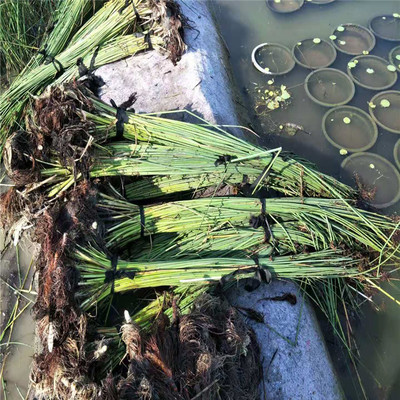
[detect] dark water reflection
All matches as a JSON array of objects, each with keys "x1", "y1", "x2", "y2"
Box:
[{"x1": 211, "y1": 1, "x2": 400, "y2": 398}]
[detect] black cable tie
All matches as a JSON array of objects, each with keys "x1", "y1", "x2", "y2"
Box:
[
  {"x1": 38, "y1": 46, "x2": 64, "y2": 74},
  {"x1": 119, "y1": 0, "x2": 142, "y2": 21},
  {"x1": 249, "y1": 199, "x2": 274, "y2": 243},
  {"x1": 104, "y1": 254, "x2": 135, "y2": 294},
  {"x1": 90, "y1": 46, "x2": 100, "y2": 71},
  {"x1": 145, "y1": 32, "x2": 154, "y2": 50},
  {"x1": 110, "y1": 94, "x2": 137, "y2": 140},
  {"x1": 214, "y1": 155, "x2": 236, "y2": 167},
  {"x1": 139, "y1": 204, "x2": 145, "y2": 238},
  {"x1": 119, "y1": 0, "x2": 130, "y2": 13}
]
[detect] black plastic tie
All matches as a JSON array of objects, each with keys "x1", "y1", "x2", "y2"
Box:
[
  {"x1": 145, "y1": 32, "x2": 154, "y2": 50},
  {"x1": 139, "y1": 204, "x2": 145, "y2": 238},
  {"x1": 110, "y1": 94, "x2": 137, "y2": 140},
  {"x1": 38, "y1": 46, "x2": 64, "y2": 74},
  {"x1": 214, "y1": 155, "x2": 236, "y2": 167},
  {"x1": 104, "y1": 254, "x2": 135, "y2": 294}
]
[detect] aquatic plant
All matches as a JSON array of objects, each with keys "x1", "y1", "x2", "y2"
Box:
[
  {"x1": 0, "y1": 0, "x2": 185, "y2": 154},
  {"x1": 5, "y1": 82, "x2": 354, "y2": 202}
]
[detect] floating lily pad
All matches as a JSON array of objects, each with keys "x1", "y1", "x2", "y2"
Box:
[
  {"x1": 341, "y1": 153, "x2": 400, "y2": 208},
  {"x1": 348, "y1": 61, "x2": 356, "y2": 69},
  {"x1": 252, "y1": 43, "x2": 295, "y2": 75},
  {"x1": 381, "y1": 99, "x2": 391, "y2": 108},
  {"x1": 331, "y1": 23, "x2": 375, "y2": 55},
  {"x1": 347, "y1": 55, "x2": 397, "y2": 90},
  {"x1": 322, "y1": 106, "x2": 378, "y2": 152},
  {"x1": 369, "y1": 91, "x2": 400, "y2": 133},
  {"x1": 292, "y1": 38, "x2": 337, "y2": 69}
]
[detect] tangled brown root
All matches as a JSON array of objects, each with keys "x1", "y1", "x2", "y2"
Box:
[
  {"x1": 118, "y1": 294, "x2": 261, "y2": 400},
  {"x1": 149, "y1": 0, "x2": 186, "y2": 65},
  {"x1": 3, "y1": 130, "x2": 41, "y2": 186},
  {"x1": 30, "y1": 182, "x2": 102, "y2": 399}
]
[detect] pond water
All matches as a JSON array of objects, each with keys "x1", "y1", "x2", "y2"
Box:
[{"x1": 212, "y1": 0, "x2": 400, "y2": 398}]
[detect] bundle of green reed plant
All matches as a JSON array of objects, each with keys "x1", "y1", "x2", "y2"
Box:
[
  {"x1": 0, "y1": 0, "x2": 184, "y2": 152},
  {"x1": 75, "y1": 246, "x2": 361, "y2": 310},
  {"x1": 0, "y1": 0, "x2": 65, "y2": 78},
  {"x1": 98, "y1": 194, "x2": 399, "y2": 258},
  {"x1": 5, "y1": 81, "x2": 354, "y2": 200}
]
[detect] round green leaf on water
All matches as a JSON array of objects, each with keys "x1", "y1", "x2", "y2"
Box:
[
  {"x1": 387, "y1": 65, "x2": 396, "y2": 72},
  {"x1": 343, "y1": 117, "x2": 351, "y2": 124},
  {"x1": 313, "y1": 38, "x2": 321, "y2": 44},
  {"x1": 380, "y1": 99, "x2": 391, "y2": 108},
  {"x1": 337, "y1": 26, "x2": 345, "y2": 32}
]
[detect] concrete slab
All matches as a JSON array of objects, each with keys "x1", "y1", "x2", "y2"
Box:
[
  {"x1": 227, "y1": 280, "x2": 344, "y2": 399},
  {"x1": 98, "y1": 0, "x2": 249, "y2": 134}
]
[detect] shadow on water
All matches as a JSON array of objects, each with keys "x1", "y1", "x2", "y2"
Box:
[{"x1": 211, "y1": 0, "x2": 400, "y2": 398}]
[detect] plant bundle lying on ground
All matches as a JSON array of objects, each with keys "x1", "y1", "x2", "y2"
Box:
[
  {"x1": 0, "y1": 0, "x2": 185, "y2": 153},
  {"x1": 3, "y1": 82, "x2": 356, "y2": 199},
  {"x1": 75, "y1": 246, "x2": 361, "y2": 310},
  {"x1": 98, "y1": 195, "x2": 398, "y2": 254}
]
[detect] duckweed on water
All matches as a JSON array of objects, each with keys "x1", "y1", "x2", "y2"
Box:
[
  {"x1": 337, "y1": 26, "x2": 345, "y2": 32},
  {"x1": 254, "y1": 83, "x2": 291, "y2": 112},
  {"x1": 380, "y1": 99, "x2": 391, "y2": 108},
  {"x1": 348, "y1": 61, "x2": 356, "y2": 69},
  {"x1": 343, "y1": 117, "x2": 351, "y2": 124},
  {"x1": 329, "y1": 35, "x2": 337, "y2": 40},
  {"x1": 313, "y1": 38, "x2": 321, "y2": 44},
  {"x1": 387, "y1": 65, "x2": 397, "y2": 72},
  {"x1": 340, "y1": 148, "x2": 348, "y2": 155},
  {"x1": 363, "y1": 50, "x2": 369, "y2": 55},
  {"x1": 368, "y1": 101, "x2": 376, "y2": 109},
  {"x1": 339, "y1": 40, "x2": 346, "y2": 45},
  {"x1": 366, "y1": 68, "x2": 375, "y2": 74}
]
